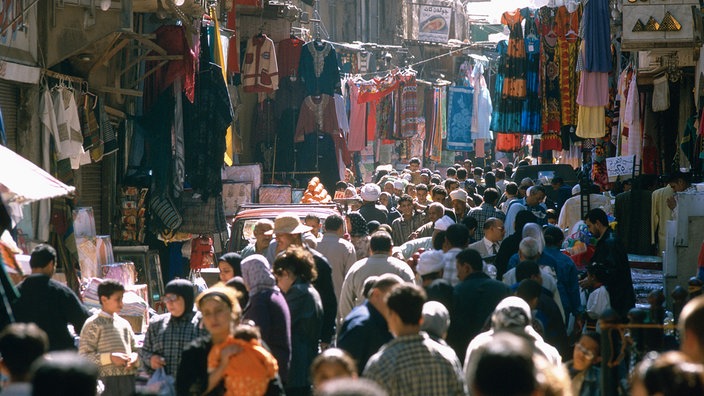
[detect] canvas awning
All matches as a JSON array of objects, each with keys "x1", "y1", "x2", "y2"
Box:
[{"x1": 0, "y1": 145, "x2": 75, "y2": 204}]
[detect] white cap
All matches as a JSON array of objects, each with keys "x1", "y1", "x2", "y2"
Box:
[
  {"x1": 416, "y1": 250, "x2": 445, "y2": 275},
  {"x1": 360, "y1": 183, "x2": 381, "y2": 201},
  {"x1": 572, "y1": 184, "x2": 581, "y2": 195},
  {"x1": 393, "y1": 180, "x2": 404, "y2": 190},
  {"x1": 434, "y1": 215, "x2": 455, "y2": 231},
  {"x1": 449, "y1": 189, "x2": 468, "y2": 202}
]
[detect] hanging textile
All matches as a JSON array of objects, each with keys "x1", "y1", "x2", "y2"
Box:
[
  {"x1": 183, "y1": 26, "x2": 234, "y2": 200},
  {"x1": 39, "y1": 88, "x2": 58, "y2": 242},
  {"x1": 470, "y1": 63, "x2": 492, "y2": 141},
  {"x1": 209, "y1": 7, "x2": 236, "y2": 168},
  {"x1": 496, "y1": 132, "x2": 522, "y2": 152},
  {"x1": 357, "y1": 51, "x2": 377, "y2": 74},
  {"x1": 521, "y1": 7, "x2": 541, "y2": 134},
  {"x1": 490, "y1": 40, "x2": 522, "y2": 133},
  {"x1": 376, "y1": 94, "x2": 394, "y2": 140},
  {"x1": 641, "y1": 94, "x2": 659, "y2": 175},
  {"x1": 143, "y1": 25, "x2": 196, "y2": 112},
  {"x1": 427, "y1": 86, "x2": 444, "y2": 162},
  {"x1": 624, "y1": 73, "x2": 642, "y2": 162},
  {"x1": 294, "y1": 94, "x2": 351, "y2": 191},
  {"x1": 538, "y1": 6, "x2": 563, "y2": 150},
  {"x1": 398, "y1": 74, "x2": 418, "y2": 139},
  {"x1": 556, "y1": 5, "x2": 581, "y2": 131},
  {"x1": 51, "y1": 86, "x2": 89, "y2": 169},
  {"x1": 447, "y1": 86, "x2": 473, "y2": 151},
  {"x1": 242, "y1": 35, "x2": 279, "y2": 93},
  {"x1": 501, "y1": 9, "x2": 527, "y2": 99},
  {"x1": 581, "y1": 0, "x2": 611, "y2": 73},
  {"x1": 225, "y1": 0, "x2": 240, "y2": 74},
  {"x1": 299, "y1": 41, "x2": 341, "y2": 96},
  {"x1": 347, "y1": 81, "x2": 367, "y2": 151},
  {"x1": 277, "y1": 36, "x2": 305, "y2": 78},
  {"x1": 0, "y1": 107, "x2": 5, "y2": 146}
]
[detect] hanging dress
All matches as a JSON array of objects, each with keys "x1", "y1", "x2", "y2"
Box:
[
  {"x1": 521, "y1": 7, "x2": 541, "y2": 135},
  {"x1": 556, "y1": 5, "x2": 582, "y2": 138},
  {"x1": 538, "y1": 6, "x2": 564, "y2": 151},
  {"x1": 501, "y1": 9, "x2": 527, "y2": 99}
]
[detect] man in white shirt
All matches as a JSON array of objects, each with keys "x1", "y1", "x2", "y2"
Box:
[{"x1": 558, "y1": 184, "x2": 612, "y2": 235}]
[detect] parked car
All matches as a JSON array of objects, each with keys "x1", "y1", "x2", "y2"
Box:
[
  {"x1": 228, "y1": 203, "x2": 345, "y2": 253},
  {"x1": 512, "y1": 163, "x2": 579, "y2": 204}
]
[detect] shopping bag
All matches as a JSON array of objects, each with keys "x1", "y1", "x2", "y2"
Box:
[{"x1": 145, "y1": 367, "x2": 176, "y2": 396}]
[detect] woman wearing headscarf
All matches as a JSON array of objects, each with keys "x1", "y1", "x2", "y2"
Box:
[
  {"x1": 346, "y1": 212, "x2": 370, "y2": 260},
  {"x1": 141, "y1": 279, "x2": 205, "y2": 378},
  {"x1": 241, "y1": 254, "x2": 292, "y2": 381},
  {"x1": 217, "y1": 253, "x2": 243, "y2": 284},
  {"x1": 176, "y1": 287, "x2": 285, "y2": 395},
  {"x1": 273, "y1": 246, "x2": 323, "y2": 396}
]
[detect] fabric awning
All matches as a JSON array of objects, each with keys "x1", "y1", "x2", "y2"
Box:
[{"x1": 0, "y1": 145, "x2": 75, "y2": 204}]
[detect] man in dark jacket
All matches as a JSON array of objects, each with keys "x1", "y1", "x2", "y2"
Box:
[
  {"x1": 336, "y1": 274, "x2": 403, "y2": 373},
  {"x1": 585, "y1": 208, "x2": 636, "y2": 321},
  {"x1": 14, "y1": 244, "x2": 90, "y2": 351},
  {"x1": 447, "y1": 248, "x2": 510, "y2": 362},
  {"x1": 266, "y1": 214, "x2": 338, "y2": 346},
  {"x1": 495, "y1": 210, "x2": 537, "y2": 281}
]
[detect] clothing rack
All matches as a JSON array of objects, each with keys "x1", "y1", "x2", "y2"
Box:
[{"x1": 41, "y1": 69, "x2": 85, "y2": 85}]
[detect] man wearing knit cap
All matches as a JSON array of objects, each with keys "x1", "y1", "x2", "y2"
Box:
[
  {"x1": 141, "y1": 279, "x2": 204, "y2": 377},
  {"x1": 449, "y1": 189, "x2": 469, "y2": 221},
  {"x1": 417, "y1": 250, "x2": 453, "y2": 310},
  {"x1": 359, "y1": 183, "x2": 389, "y2": 225}
]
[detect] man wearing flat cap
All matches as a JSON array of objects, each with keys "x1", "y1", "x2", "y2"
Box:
[
  {"x1": 266, "y1": 214, "x2": 338, "y2": 347},
  {"x1": 358, "y1": 183, "x2": 389, "y2": 225}
]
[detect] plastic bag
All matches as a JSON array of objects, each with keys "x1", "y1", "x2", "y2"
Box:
[{"x1": 145, "y1": 368, "x2": 175, "y2": 396}]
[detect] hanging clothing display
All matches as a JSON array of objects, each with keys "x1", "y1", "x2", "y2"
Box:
[
  {"x1": 539, "y1": 6, "x2": 562, "y2": 150},
  {"x1": 143, "y1": 25, "x2": 196, "y2": 112},
  {"x1": 299, "y1": 41, "x2": 342, "y2": 96},
  {"x1": 347, "y1": 81, "x2": 368, "y2": 151},
  {"x1": 294, "y1": 94, "x2": 350, "y2": 191},
  {"x1": 277, "y1": 36, "x2": 305, "y2": 78},
  {"x1": 491, "y1": 40, "x2": 522, "y2": 135},
  {"x1": 496, "y1": 132, "x2": 522, "y2": 152},
  {"x1": 557, "y1": 6, "x2": 581, "y2": 132},
  {"x1": 470, "y1": 63, "x2": 492, "y2": 141},
  {"x1": 51, "y1": 86, "x2": 89, "y2": 169},
  {"x1": 446, "y1": 86, "x2": 473, "y2": 151},
  {"x1": 242, "y1": 35, "x2": 280, "y2": 93},
  {"x1": 183, "y1": 26, "x2": 234, "y2": 200},
  {"x1": 357, "y1": 51, "x2": 377, "y2": 74},
  {"x1": 501, "y1": 9, "x2": 527, "y2": 99},
  {"x1": 397, "y1": 74, "x2": 418, "y2": 139},
  {"x1": 521, "y1": 8, "x2": 541, "y2": 134}
]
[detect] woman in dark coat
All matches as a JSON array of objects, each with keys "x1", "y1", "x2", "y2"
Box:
[
  {"x1": 273, "y1": 246, "x2": 323, "y2": 396},
  {"x1": 241, "y1": 254, "x2": 292, "y2": 380}
]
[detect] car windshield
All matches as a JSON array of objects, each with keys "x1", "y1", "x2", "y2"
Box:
[
  {"x1": 242, "y1": 219, "x2": 259, "y2": 241},
  {"x1": 538, "y1": 170, "x2": 555, "y2": 185}
]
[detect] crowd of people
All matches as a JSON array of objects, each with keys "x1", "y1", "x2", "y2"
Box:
[{"x1": 1, "y1": 157, "x2": 704, "y2": 396}]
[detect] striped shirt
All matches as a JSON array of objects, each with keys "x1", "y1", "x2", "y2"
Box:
[
  {"x1": 391, "y1": 212, "x2": 426, "y2": 246},
  {"x1": 79, "y1": 311, "x2": 138, "y2": 378},
  {"x1": 363, "y1": 332, "x2": 467, "y2": 396}
]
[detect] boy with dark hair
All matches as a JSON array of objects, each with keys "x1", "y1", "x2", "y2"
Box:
[
  {"x1": 0, "y1": 323, "x2": 48, "y2": 395},
  {"x1": 79, "y1": 279, "x2": 138, "y2": 396},
  {"x1": 363, "y1": 284, "x2": 467, "y2": 395}
]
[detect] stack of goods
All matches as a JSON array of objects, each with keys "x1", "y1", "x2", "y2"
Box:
[
  {"x1": 117, "y1": 187, "x2": 148, "y2": 243},
  {"x1": 82, "y1": 277, "x2": 149, "y2": 333},
  {"x1": 301, "y1": 177, "x2": 332, "y2": 203}
]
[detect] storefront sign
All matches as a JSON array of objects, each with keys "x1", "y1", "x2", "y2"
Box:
[
  {"x1": 606, "y1": 155, "x2": 636, "y2": 180},
  {"x1": 418, "y1": 5, "x2": 451, "y2": 43}
]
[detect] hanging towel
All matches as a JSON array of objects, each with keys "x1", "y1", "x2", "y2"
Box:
[{"x1": 446, "y1": 86, "x2": 473, "y2": 151}]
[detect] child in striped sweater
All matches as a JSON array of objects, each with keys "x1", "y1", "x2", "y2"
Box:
[{"x1": 79, "y1": 279, "x2": 139, "y2": 396}]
